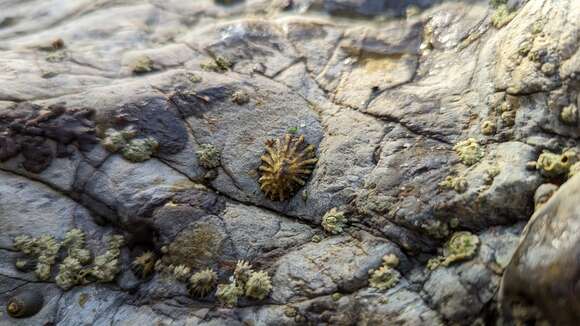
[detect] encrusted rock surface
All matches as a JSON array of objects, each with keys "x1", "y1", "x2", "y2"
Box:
[{"x1": 0, "y1": 0, "x2": 579, "y2": 324}]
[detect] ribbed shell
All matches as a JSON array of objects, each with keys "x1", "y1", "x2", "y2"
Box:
[{"x1": 258, "y1": 134, "x2": 317, "y2": 201}]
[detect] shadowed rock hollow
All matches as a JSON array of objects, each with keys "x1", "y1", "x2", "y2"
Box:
[{"x1": 0, "y1": 0, "x2": 579, "y2": 325}]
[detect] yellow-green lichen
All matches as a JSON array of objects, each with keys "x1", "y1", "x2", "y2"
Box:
[
  {"x1": 439, "y1": 176, "x2": 468, "y2": 193},
  {"x1": 535, "y1": 149, "x2": 578, "y2": 178},
  {"x1": 427, "y1": 231, "x2": 479, "y2": 270},
  {"x1": 453, "y1": 138, "x2": 484, "y2": 166},
  {"x1": 321, "y1": 208, "x2": 347, "y2": 234}
]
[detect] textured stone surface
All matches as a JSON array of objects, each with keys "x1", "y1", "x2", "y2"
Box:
[
  {"x1": 501, "y1": 174, "x2": 580, "y2": 324},
  {"x1": 0, "y1": 0, "x2": 579, "y2": 324}
]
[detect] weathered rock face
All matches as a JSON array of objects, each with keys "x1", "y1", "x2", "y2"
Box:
[
  {"x1": 501, "y1": 173, "x2": 580, "y2": 325},
  {"x1": 0, "y1": 0, "x2": 579, "y2": 324}
]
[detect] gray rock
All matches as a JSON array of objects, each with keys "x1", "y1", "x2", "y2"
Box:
[
  {"x1": 501, "y1": 173, "x2": 580, "y2": 324},
  {"x1": 0, "y1": 0, "x2": 579, "y2": 324}
]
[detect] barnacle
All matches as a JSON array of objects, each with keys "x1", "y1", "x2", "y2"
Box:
[
  {"x1": 233, "y1": 260, "x2": 254, "y2": 284},
  {"x1": 368, "y1": 254, "x2": 400, "y2": 290},
  {"x1": 535, "y1": 149, "x2": 578, "y2": 177},
  {"x1": 63, "y1": 228, "x2": 91, "y2": 265},
  {"x1": 173, "y1": 264, "x2": 191, "y2": 282},
  {"x1": 245, "y1": 271, "x2": 272, "y2": 300},
  {"x1": 55, "y1": 257, "x2": 84, "y2": 290},
  {"x1": 427, "y1": 231, "x2": 479, "y2": 270},
  {"x1": 121, "y1": 137, "x2": 159, "y2": 162},
  {"x1": 382, "y1": 254, "x2": 400, "y2": 268},
  {"x1": 102, "y1": 127, "x2": 136, "y2": 153},
  {"x1": 258, "y1": 134, "x2": 317, "y2": 201},
  {"x1": 453, "y1": 138, "x2": 484, "y2": 166},
  {"x1": 439, "y1": 176, "x2": 468, "y2": 193},
  {"x1": 13, "y1": 234, "x2": 61, "y2": 281},
  {"x1": 189, "y1": 268, "x2": 218, "y2": 297},
  {"x1": 15, "y1": 259, "x2": 34, "y2": 272},
  {"x1": 368, "y1": 266, "x2": 399, "y2": 291},
  {"x1": 87, "y1": 235, "x2": 124, "y2": 283},
  {"x1": 561, "y1": 104, "x2": 578, "y2": 125},
  {"x1": 7, "y1": 291, "x2": 44, "y2": 318},
  {"x1": 196, "y1": 144, "x2": 221, "y2": 169},
  {"x1": 481, "y1": 120, "x2": 496, "y2": 136},
  {"x1": 321, "y1": 208, "x2": 347, "y2": 234},
  {"x1": 131, "y1": 251, "x2": 157, "y2": 278},
  {"x1": 216, "y1": 282, "x2": 244, "y2": 306}
]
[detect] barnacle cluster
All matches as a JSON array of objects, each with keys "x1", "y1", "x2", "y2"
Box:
[
  {"x1": 439, "y1": 175, "x2": 468, "y2": 193},
  {"x1": 368, "y1": 254, "x2": 400, "y2": 291},
  {"x1": 89, "y1": 234, "x2": 125, "y2": 283},
  {"x1": 196, "y1": 144, "x2": 221, "y2": 169},
  {"x1": 131, "y1": 251, "x2": 157, "y2": 278},
  {"x1": 216, "y1": 260, "x2": 272, "y2": 306},
  {"x1": 13, "y1": 231, "x2": 125, "y2": 289},
  {"x1": 535, "y1": 149, "x2": 578, "y2": 178},
  {"x1": 321, "y1": 208, "x2": 348, "y2": 234},
  {"x1": 62, "y1": 228, "x2": 91, "y2": 264},
  {"x1": 427, "y1": 231, "x2": 479, "y2": 270},
  {"x1": 453, "y1": 138, "x2": 484, "y2": 166},
  {"x1": 13, "y1": 234, "x2": 61, "y2": 281},
  {"x1": 189, "y1": 268, "x2": 218, "y2": 297},
  {"x1": 102, "y1": 127, "x2": 159, "y2": 162},
  {"x1": 258, "y1": 134, "x2": 317, "y2": 201}
]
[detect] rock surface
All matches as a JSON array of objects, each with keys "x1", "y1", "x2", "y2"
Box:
[
  {"x1": 501, "y1": 173, "x2": 580, "y2": 325},
  {"x1": 0, "y1": 0, "x2": 579, "y2": 325}
]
